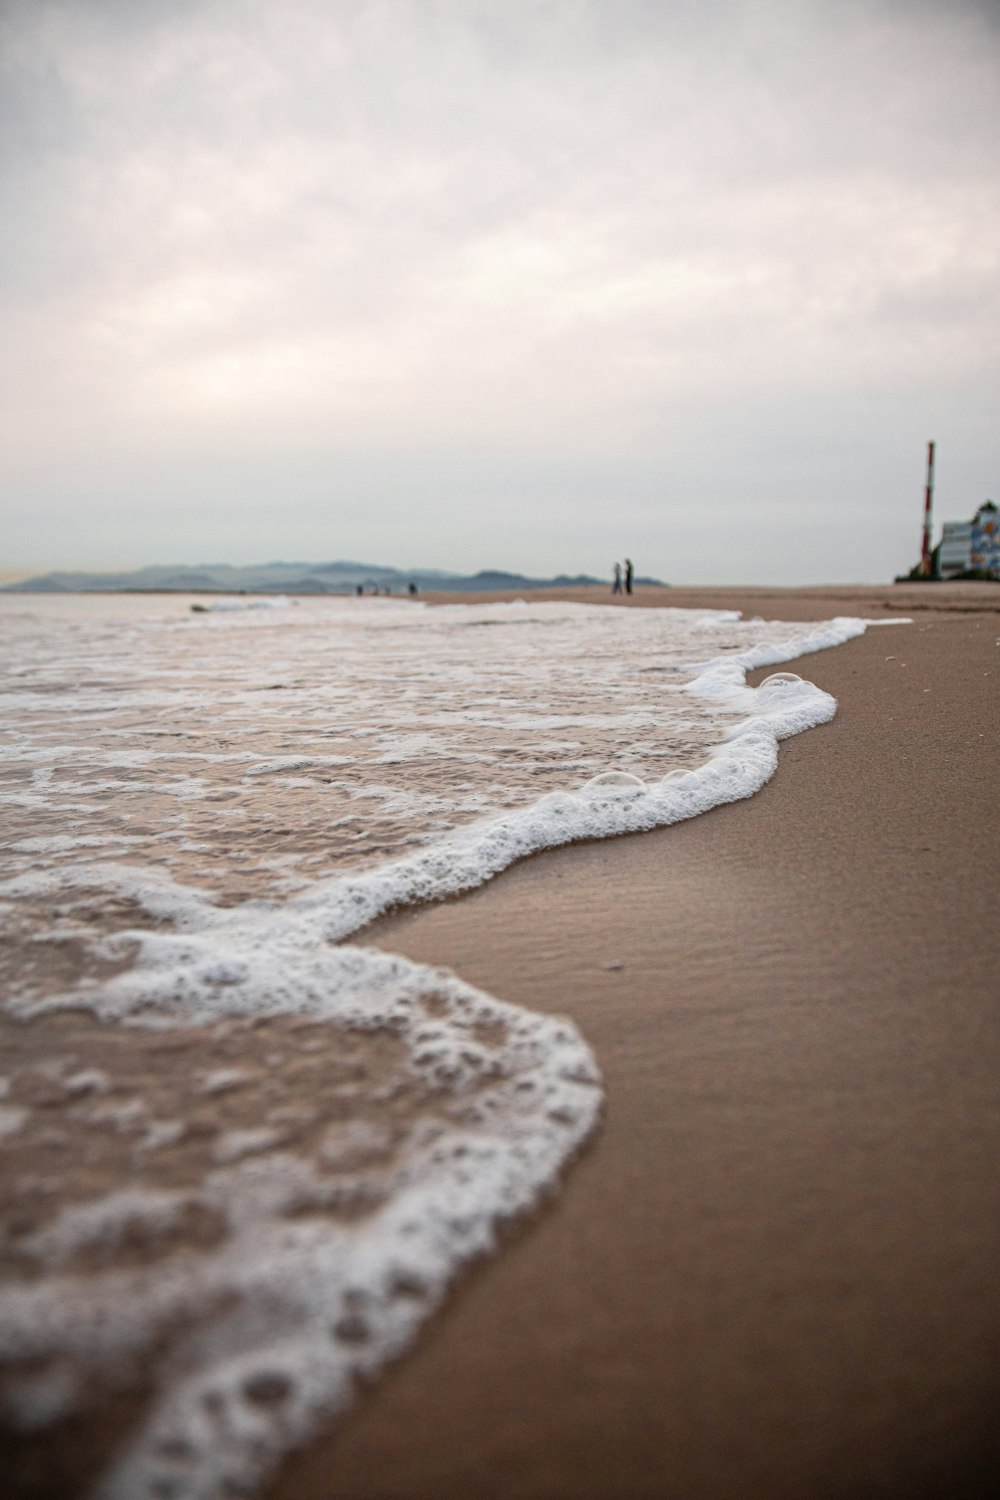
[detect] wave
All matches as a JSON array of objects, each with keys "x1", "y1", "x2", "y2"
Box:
[{"x1": 0, "y1": 601, "x2": 867, "y2": 1500}]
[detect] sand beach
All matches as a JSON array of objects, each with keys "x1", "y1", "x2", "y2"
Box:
[
  {"x1": 2, "y1": 583, "x2": 998, "y2": 1500},
  {"x1": 5, "y1": 2, "x2": 999, "y2": 1494}
]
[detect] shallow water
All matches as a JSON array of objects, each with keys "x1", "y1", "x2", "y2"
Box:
[
  {"x1": 0, "y1": 594, "x2": 866, "y2": 1500},
  {"x1": 1, "y1": 594, "x2": 863, "y2": 900}
]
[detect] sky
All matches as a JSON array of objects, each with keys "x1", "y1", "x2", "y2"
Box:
[{"x1": 1, "y1": 0, "x2": 998, "y2": 585}]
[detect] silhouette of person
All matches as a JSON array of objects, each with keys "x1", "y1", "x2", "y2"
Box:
[
  {"x1": 624, "y1": 558, "x2": 634, "y2": 595},
  {"x1": 612, "y1": 562, "x2": 623, "y2": 595}
]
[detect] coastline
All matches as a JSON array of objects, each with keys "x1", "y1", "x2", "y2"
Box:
[
  {"x1": 262, "y1": 584, "x2": 1000, "y2": 1499},
  {"x1": 3, "y1": 583, "x2": 997, "y2": 1498},
  {"x1": 418, "y1": 578, "x2": 999, "y2": 619}
]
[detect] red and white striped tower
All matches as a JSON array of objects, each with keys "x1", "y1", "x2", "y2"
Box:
[{"x1": 920, "y1": 441, "x2": 936, "y2": 578}]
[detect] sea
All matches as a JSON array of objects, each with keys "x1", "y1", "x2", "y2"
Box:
[{"x1": 0, "y1": 592, "x2": 868, "y2": 1499}]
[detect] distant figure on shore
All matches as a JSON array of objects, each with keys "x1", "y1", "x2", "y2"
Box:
[
  {"x1": 612, "y1": 562, "x2": 623, "y2": 595},
  {"x1": 355, "y1": 584, "x2": 363, "y2": 596},
  {"x1": 408, "y1": 581, "x2": 418, "y2": 597},
  {"x1": 624, "y1": 558, "x2": 634, "y2": 595}
]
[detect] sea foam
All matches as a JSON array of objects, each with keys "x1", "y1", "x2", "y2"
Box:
[{"x1": 0, "y1": 595, "x2": 868, "y2": 1499}]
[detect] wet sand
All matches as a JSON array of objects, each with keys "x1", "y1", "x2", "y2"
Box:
[
  {"x1": 4, "y1": 583, "x2": 999, "y2": 1499},
  {"x1": 263, "y1": 583, "x2": 1000, "y2": 1500}
]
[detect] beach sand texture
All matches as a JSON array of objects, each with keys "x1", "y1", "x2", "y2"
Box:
[{"x1": 2, "y1": 584, "x2": 998, "y2": 1499}]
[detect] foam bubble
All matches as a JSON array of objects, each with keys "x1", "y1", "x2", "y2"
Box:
[{"x1": 580, "y1": 771, "x2": 647, "y2": 791}]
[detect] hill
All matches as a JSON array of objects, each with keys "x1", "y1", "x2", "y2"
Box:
[{"x1": 3, "y1": 560, "x2": 664, "y2": 594}]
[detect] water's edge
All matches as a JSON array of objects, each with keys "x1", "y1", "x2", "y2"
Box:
[{"x1": 0, "y1": 612, "x2": 869, "y2": 1500}]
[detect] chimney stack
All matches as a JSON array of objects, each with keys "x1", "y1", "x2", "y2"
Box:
[{"x1": 920, "y1": 441, "x2": 935, "y2": 578}]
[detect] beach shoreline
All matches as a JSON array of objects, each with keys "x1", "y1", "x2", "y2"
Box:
[
  {"x1": 3, "y1": 584, "x2": 998, "y2": 1499},
  {"x1": 263, "y1": 583, "x2": 1000, "y2": 1499},
  {"x1": 419, "y1": 578, "x2": 999, "y2": 618}
]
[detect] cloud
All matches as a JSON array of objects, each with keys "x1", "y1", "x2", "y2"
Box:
[{"x1": 0, "y1": 0, "x2": 997, "y2": 579}]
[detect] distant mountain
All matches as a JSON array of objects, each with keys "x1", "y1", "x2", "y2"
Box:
[{"x1": 3, "y1": 560, "x2": 665, "y2": 594}]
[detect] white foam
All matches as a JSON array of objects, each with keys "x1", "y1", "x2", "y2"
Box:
[
  {"x1": 1, "y1": 931, "x2": 601, "y2": 1500},
  {"x1": 0, "y1": 596, "x2": 874, "y2": 1500},
  {"x1": 199, "y1": 1068, "x2": 254, "y2": 1096},
  {"x1": 17, "y1": 1188, "x2": 194, "y2": 1269},
  {"x1": 0, "y1": 1105, "x2": 28, "y2": 1139},
  {"x1": 63, "y1": 1069, "x2": 111, "y2": 1096},
  {"x1": 265, "y1": 630, "x2": 860, "y2": 944},
  {"x1": 212, "y1": 1127, "x2": 287, "y2": 1163},
  {"x1": 139, "y1": 1119, "x2": 186, "y2": 1152}
]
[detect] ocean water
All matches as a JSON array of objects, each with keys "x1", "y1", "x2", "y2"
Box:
[{"x1": 0, "y1": 593, "x2": 867, "y2": 1499}]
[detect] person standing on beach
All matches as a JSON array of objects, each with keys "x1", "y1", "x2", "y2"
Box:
[
  {"x1": 612, "y1": 562, "x2": 623, "y2": 595},
  {"x1": 624, "y1": 558, "x2": 634, "y2": 595}
]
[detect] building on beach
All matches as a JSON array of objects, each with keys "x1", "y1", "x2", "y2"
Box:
[{"x1": 936, "y1": 501, "x2": 999, "y2": 580}]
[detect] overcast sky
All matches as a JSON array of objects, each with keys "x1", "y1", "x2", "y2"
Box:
[{"x1": 1, "y1": 0, "x2": 998, "y2": 584}]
